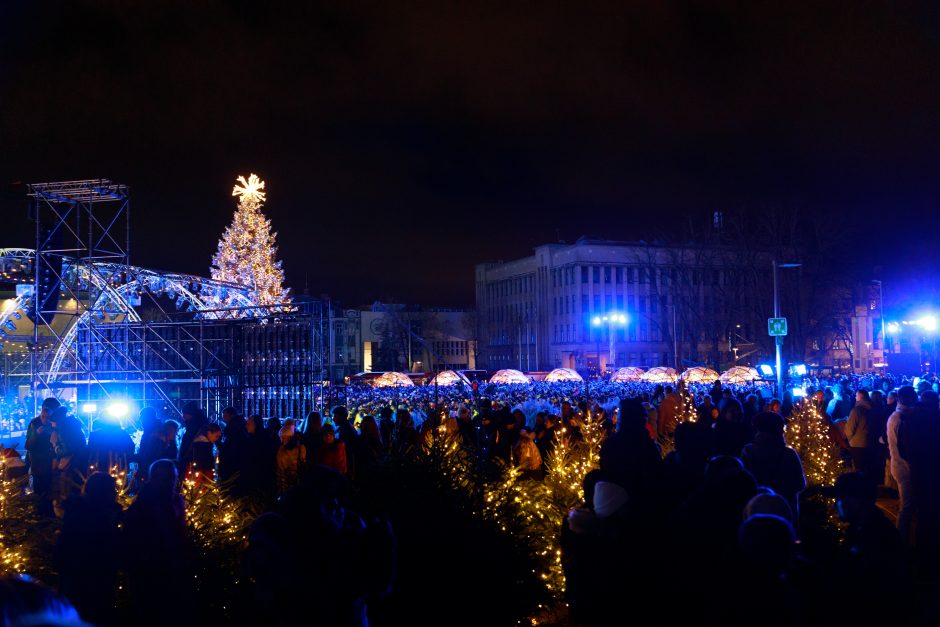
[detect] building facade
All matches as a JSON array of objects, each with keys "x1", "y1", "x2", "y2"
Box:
[
  {"x1": 359, "y1": 305, "x2": 477, "y2": 374},
  {"x1": 476, "y1": 237, "x2": 775, "y2": 373}
]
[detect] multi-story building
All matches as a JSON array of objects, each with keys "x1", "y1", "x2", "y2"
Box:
[
  {"x1": 475, "y1": 237, "x2": 776, "y2": 373},
  {"x1": 359, "y1": 304, "x2": 477, "y2": 373}
]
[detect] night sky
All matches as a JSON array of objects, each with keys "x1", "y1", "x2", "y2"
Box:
[{"x1": 2, "y1": 1, "x2": 939, "y2": 307}]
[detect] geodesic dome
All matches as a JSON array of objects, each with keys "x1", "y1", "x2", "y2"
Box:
[
  {"x1": 641, "y1": 367, "x2": 679, "y2": 384},
  {"x1": 489, "y1": 369, "x2": 529, "y2": 384},
  {"x1": 680, "y1": 367, "x2": 720, "y2": 384},
  {"x1": 427, "y1": 370, "x2": 470, "y2": 386},
  {"x1": 372, "y1": 371, "x2": 415, "y2": 387},
  {"x1": 544, "y1": 367, "x2": 583, "y2": 383},
  {"x1": 720, "y1": 366, "x2": 760, "y2": 385},
  {"x1": 611, "y1": 367, "x2": 645, "y2": 383}
]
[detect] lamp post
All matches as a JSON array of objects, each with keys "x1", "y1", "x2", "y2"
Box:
[
  {"x1": 592, "y1": 313, "x2": 628, "y2": 375},
  {"x1": 773, "y1": 260, "x2": 801, "y2": 397},
  {"x1": 873, "y1": 279, "x2": 887, "y2": 357}
]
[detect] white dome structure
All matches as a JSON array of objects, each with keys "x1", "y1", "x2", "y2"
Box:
[
  {"x1": 544, "y1": 367, "x2": 583, "y2": 383},
  {"x1": 611, "y1": 367, "x2": 645, "y2": 382},
  {"x1": 427, "y1": 370, "x2": 470, "y2": 386},
  {"x1": 680, "y1": 367, "x2": 720, "y2": 384},
  {"x1": 641, "y1": 367, "x2": 679, "y2": 384},
  {"x1": 720, "y1": 366, "x2": 760, "y2": 385},
  {"x1": 489, "y1": 369, "x2": 530, "y2": 384},
  {"x1": 372, "y1": 371, "x2": 414, "y2": 387}
]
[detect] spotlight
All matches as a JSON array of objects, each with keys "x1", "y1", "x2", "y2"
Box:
[
  {"x1": 105, "y1": 401, "x2": 129, "y2": 419},
  {"x1": 81, "y1": 402, "x2": 97, "y2": 414},
  {"x1": 918, "y1": 316, "x2": 938, "y2": 332}
]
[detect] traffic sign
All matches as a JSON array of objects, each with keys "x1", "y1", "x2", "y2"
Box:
[{"x1": 768, "y1": 317, "x2": 788, "y2": 336}]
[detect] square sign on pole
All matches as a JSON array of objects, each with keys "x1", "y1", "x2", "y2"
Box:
[{"x1": 768, "y1": 317, "x2": 788, "y2": 336}]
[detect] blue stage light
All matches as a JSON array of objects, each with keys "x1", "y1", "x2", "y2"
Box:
[
  {"x1": 105, "y1": 401, "x2": 130, "y2": 419},
  {"x1": 792, "y1": 387, "x2": 806, "y2": 398},
  {"x1": 758, "y1": 364, "x2": 775, "y2": 377},
  {"x1": 81, "y1": 402, "x2": 97, "y2": 414},
  {"x1": 792, "y1": 364, "x2": 807, "y2": 376}
]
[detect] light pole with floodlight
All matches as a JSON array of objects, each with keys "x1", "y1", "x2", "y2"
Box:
[
  {"x1": 773, "y1": 260, "x2": 801, "y2": 396},
  {"x1": 592, "y1": 312, "x2": 628, "y2": 375}
]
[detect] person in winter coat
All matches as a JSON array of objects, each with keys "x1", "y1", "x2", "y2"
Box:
[
  {"x1": 837, "y1": 389, "x2": 882, "y2": 482},
  {"x1": 54, "y1": 472, "x2": 122, "y2": 625},
  {"x1": 276, "y1": 420, "x2": 307, "y2": 492},
  {"x1": 49, "y1": 407, "x2": 88, "y2": 509},
  {"x1": 177, "y1": 403, "x2": 208, "y2": 470},
  {"x1": 740, "y1": 412, "x2": 806, "y2": 524},
  {"x1": 887, "y1": 385, "x2": 918, "y2": 544},
  {"x1": 513, "y1": 428, "x2": 542, "y2": 479},
  {"x1": 218, "y1": 414, "x2": 249, "y2": 490},
  {"x1": 26, "y1": 397, "x2": 60, "y2": 511},
  {"x1": 186, "y1": 423, "x2": 221, "y2": 481},
  {"x1": 86, "y1": 417, "x2": 135, "y2": 473},
  {"x1": 135, "y1": 407, "x2": 165, "y2": 483},
  {"x1": 313, "y1": 424, "x2": 346, "y2": 476}
]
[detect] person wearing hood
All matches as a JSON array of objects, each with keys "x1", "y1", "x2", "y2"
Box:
[
  {"x1": 512, "y1": 428, "x2": 542, "y2": 480},
  {"x1": 740, "y1": 412, "x2": 806, "y2": 523}
]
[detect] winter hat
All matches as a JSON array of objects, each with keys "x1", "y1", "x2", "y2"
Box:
[
  {"x1": 592, "y1": 481, "x2": 629, "y2": 517},
  {"x1": 744, "y1": 491, "x2": 794, "y2": 523}
]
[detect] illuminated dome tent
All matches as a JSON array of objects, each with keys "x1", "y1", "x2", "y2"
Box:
[
  {"x1": 720, "y1": 366, "x2": 760, "y2": 385},
  {"x1": 611, "y1": 367, "x2": 645, "y2": 382},
  {"x1": 680, "y1": 367, "x2": 720, "y2": 384},
  {"x1": 641, "y1": 367, "x2": 679, "y2": 384},
  {"x1": 544, "y1": 367, "x2": 583, "y2": 383},
  {"x1": 489, "y1": 369, "x2": 529, "y2": 384},
  {"x1": 427, "y1": 370, "x2": 469, "y2": 386},
  {"x1": 373, "y1": 371, "x2": 415, "y2": 387}
]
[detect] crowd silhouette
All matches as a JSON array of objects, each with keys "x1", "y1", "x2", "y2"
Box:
[{"x1": 2, "y1": 372, "x2": 940, "y2": 626}]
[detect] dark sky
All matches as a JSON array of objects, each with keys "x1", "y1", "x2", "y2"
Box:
[{"x1": 2, "y1": 1, "x2": 939, "y2": 307}]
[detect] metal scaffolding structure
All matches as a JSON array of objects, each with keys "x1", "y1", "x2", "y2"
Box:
[{"x1": 0, "y1": 180, "x2": 327, "y2": 421}]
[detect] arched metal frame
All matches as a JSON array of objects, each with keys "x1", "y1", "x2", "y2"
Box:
[{"x1": 0, "y1": 250, "x2": 261, "y2": 390}]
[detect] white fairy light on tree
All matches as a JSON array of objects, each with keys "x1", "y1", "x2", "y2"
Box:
[{"x1": 210, "y1": 174, "x2": 291, "y2": 309}]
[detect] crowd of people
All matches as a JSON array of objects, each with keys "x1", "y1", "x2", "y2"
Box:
[{"x1": 2, "y1": 371, "x2": 940, "y2": 626}]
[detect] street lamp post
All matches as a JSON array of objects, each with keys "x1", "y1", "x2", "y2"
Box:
[
  {"x1": 592, "y1": 313, "x2": 628, "y2": 375},
  {"x1": 873, "y1": 279, "x2": 887, "y2": 357},
  {"x1": 773, "y1": 260, "x2": 801, "y2": 397}
]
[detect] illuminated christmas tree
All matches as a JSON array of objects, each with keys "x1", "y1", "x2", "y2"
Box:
[{"x1": 210, "y1": 174, "x2": 291, "y2": 308}]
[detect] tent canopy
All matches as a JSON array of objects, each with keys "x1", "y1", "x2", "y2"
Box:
[
  {"x1": 489, "y1": 369, "x2": 530, "y2": 384},
  {"x1": 427, "y1": 370, "x2": 470, "y2": 386},
  {"x1": 611, "y1": 366, "x2": 645, "y2": 383},
  {"x1": 544, "y1": 367, "x2": 583, "y2": 383},
  {"x1": 680, "y1": 367, "x2": 720, "y2": 384},
  {"x1": 373, "y1": 371, "x2": 414, "y2": 387},
  {"x1": 720, "y1": 366, "x2": 760, "y2": 385},
  {"x1": 642, "y1": 367, "x2": 678, "y2": 384}
]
